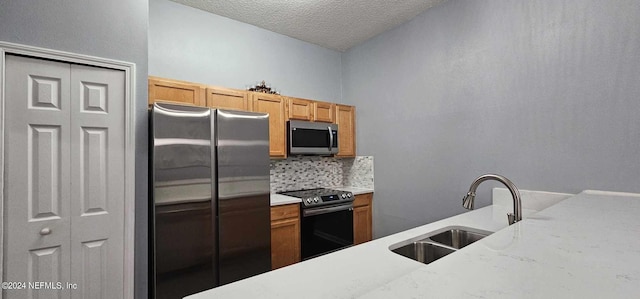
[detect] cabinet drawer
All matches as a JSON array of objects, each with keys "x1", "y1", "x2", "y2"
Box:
[
  {"x1": 353, "y1": 193, "x2": 373, "y2": 207},
  {"x1": 270, "y1": 204, "x2": 300, "y2": 221}
]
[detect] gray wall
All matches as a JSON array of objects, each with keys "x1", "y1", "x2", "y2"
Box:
[
  {"x1": 149, "y1": 0, "x2": 343, "y2": 102},
  {"x1": 342, "y1": 0, "x2": 640, "y2": 237},
  {"x1": 0, "y1": 0, "x2": 150, "y2": 297}
]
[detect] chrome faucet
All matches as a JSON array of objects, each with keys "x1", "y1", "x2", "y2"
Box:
[{"x1": 462, "y1": 174, "x2": 522, "y2": 225}]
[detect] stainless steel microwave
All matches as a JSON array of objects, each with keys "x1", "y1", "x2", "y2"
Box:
[{"x1": 288, "y1": 120, "x2": 338, "y2": 155}]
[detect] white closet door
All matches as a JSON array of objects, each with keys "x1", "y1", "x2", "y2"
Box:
[
  {"x1": 4, "y1": 55, "x2": 72, "y2": 298},
  {"x1": 69, "y1": 64, "x2": 125, "y2": 299},
  {"x1": 4, "y1": 55, "x2": 126, "y2": 299}
]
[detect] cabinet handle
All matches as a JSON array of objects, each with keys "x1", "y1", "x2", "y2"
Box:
[{"x1": 40, "y1": 228, "x2": 52, "y2": 235}]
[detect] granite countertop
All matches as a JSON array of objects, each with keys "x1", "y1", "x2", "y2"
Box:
[
  {"x1": 270, "y1": 186, "x2": 375, "y2": 206},
  {"x1": 189, "y1": 190, "x2": 640, "y2": 298}
]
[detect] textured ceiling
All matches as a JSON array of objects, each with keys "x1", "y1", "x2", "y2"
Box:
[{"x1": 169, "y1": 0, "x2": 446, "y2": 52}]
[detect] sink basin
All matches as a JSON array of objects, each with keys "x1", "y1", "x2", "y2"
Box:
[
  {"x1": 391, "y1": 241, "x2": 455, "y2": 264},
  {"x1": 427, "y1": 228, "x2": 489, "y2": 249},
  {"x1": 390, "y1": 226, "x2": 492, "y2": 264}
]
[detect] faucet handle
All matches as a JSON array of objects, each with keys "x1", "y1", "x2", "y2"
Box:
[{"x1": 507, "y1": 213, "x2": 516, "y2": 225}]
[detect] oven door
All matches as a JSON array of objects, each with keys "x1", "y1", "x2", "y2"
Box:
[{"x1": 301, "y1": 203, "x2": 354, "y2": 260}]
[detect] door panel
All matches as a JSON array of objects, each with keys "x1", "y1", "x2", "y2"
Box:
[
  {"x1": 28, "y1": 125, "x2": 63, "y2": 220},
  {"x1": 70, "y1": 64, "x2": 125, "y2": 299},
  {"x1": 5, "y1": 54, "x2": 72, "y2": 298},
  {"x1": 79, "y1": 128, "x2": 108, "y2": 214},
  {"x1": 80, "y1": 239, "x2": 108, "y2": 299},
  {"x1": 28, "y1": 246, "x2": 63, "y2": 298}
]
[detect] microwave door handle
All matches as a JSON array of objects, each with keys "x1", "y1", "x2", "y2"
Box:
[{"x1": 328, "y1": 126, "x2": 333, "y2": 152}]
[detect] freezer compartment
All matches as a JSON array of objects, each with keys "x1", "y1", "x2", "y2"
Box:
[{"x1": 155, "y1": 201, "x2": 215, "y2": 299}]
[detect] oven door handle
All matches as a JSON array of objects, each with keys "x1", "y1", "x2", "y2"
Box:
[{"x1": 303, "y1": 203, "x2": 353, "y2": 217}]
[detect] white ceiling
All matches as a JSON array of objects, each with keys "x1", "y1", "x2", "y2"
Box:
[{"x1": 169, "y1": 0, "x2": 446, "y2": 52}]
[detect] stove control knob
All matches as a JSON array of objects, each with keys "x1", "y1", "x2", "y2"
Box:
[
  {"x1": 306, "y1": 198, "x2": 312, "y2": 204},
  {"x1": 313, "y1": 197, "x2": 319, "y2": 203},
  {"x1": 341, "y1": 194, "x2": 346, "y2": 199},
  {"x1": 347, "y1": 193, "x2": 352, "y2": 198}
]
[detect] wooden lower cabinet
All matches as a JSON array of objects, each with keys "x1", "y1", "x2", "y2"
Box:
[
  {"x1": 270, "y1": 204, "x2": 301, "y2": 270},
  {"x1": 353, "y1": 193, "x2": 373, "y2": 245}
]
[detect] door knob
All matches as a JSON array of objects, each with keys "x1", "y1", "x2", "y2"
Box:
[{"x1": 40, "y1": 227, "x2": 52, "y2": 235}]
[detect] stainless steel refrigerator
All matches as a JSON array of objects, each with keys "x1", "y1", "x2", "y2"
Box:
[{"x1": 150, "y1": 103, "x2": 271, "y2": 299}]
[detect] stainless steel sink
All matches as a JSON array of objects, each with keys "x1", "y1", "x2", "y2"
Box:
[
  {"x1": 392, "y1": 241, "x2": 456, "y2": 264},
  {"x1": 390, "y1": 226, "x2": 491, "y2": 264},
  {"x1": 427, "y1": 228, "x2": 489, "y2": 249}
]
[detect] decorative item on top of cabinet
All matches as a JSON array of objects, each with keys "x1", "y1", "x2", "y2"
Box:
[
  {"x1": 353, "y1": 193, "x2": 373, "y2": 244},
  {"x1": 248, "y1": 80, "x2": 280, "y2": 94},
  {"x1": 313, "y1": 101, "x2": 335, "y2": 123},
  {"x1": 252, "y1": 92, "x2": 287, "y2": 158},
  {"x1": 148, "y1": 76, "x2": 205, "y2": 106},
  {"x1": 206, "y1": 86, "x2": 250, "y2": 111},
  {"x1": 336, "y1": 104, "x2": 356, "y2": 157},
  {"x1": 270, "y1": 204, "x2": 301, "y2": 270},
  {"x1": 286, "y1": 97, "x2": 313, "y2": 121}
]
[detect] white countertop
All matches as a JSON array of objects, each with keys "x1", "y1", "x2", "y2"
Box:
[
  {"x1": 270, "y1": 186, "x2": 374, "y2": 206},
  {"x1": 330, "y1": 186, "x2": 375, "y2": 195},
  {"x1": 189, "y1": 190, "x2": 640, "y2": 298},
  {"x1": 270, "y1": 193, "x2": 301, "y2": 206}
]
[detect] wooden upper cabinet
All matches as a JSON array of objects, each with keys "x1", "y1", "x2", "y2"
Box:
[
  {"x1": 336, "y1": 104, "x2": 356, "y2": 157},
  {"x1": 206, "y1": 86, "x2": 250, "y2": 111},
  {"x1": 148, "y1": 76, "x2": 205, "y2": 106},
  {"x1": 252, "y1": 93, "x2": 287, "y2": 158},
  {"x1": 313, "y1": 101, "x2": 335, "y2": 123},
  {"x1": 148, "y1": 76, "x2": 356, "y2": 159},
  {"x1": 286, "y1": 97, "x2": 313, "y2": 121}
]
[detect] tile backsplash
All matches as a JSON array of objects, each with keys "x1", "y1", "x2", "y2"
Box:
[
  {"x1": 270, "y1": 156, "x2": 374, "y2": 193},
  {"x1": 342, "y1": 156, "x2": 375, "y2": 189}
]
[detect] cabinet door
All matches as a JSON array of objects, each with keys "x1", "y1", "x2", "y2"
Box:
[
  {"x1": 148, "y1": 76, "x2": 205, "y2": 106},
  {"x1": 206, "y1": 87, "x2": 250, "y2": 111},
  {"x1": 313, "y1": 101, "x2": 335, "y2": 123},
  {"x1": 270, "y1": 204, "x2": 300, "y2": 270},
  {"x1": 270, "y1": 217, "x2": 301, "y2": 269},
  {"x1": 252, "y1": 93, "x2": 287, "y2": 158},
  {"x1": 286, "y1": 97, "x2": 312, "y2": 121},
  {"x1": 336, "y1": 104, "x2": 356, "y2": 157},
  {"x1": 353, "y1": 193, "x2": 373, "y2": 245}
]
